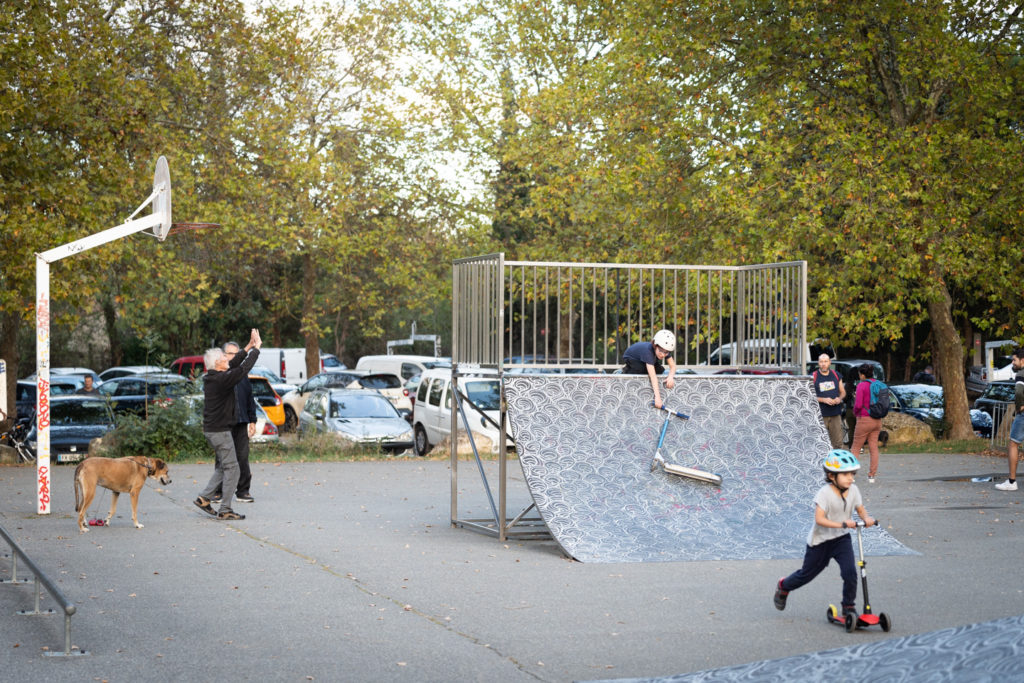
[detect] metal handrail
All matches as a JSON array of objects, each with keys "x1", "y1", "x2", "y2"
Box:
[{"x1": 0, "y1": 523, "x2": 87, "y2": 657}]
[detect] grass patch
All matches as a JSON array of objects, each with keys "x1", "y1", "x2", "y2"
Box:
[{"x1": 886, "y1": 437, "x2": 996, "y2": 455}]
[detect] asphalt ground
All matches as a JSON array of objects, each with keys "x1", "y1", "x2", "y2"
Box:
[{"x1": 0, "y1": 450, "x2": 1022, "y2": 682}]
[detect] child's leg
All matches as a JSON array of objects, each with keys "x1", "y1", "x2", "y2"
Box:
[
  {"x1": 781, "y1": 541, "x2": 832, "y2": 593},
  {"x1": 833, "y1": 534, "x2": 858, "y2": 610}
]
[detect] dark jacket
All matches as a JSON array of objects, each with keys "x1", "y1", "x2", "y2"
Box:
[
  {"x1": 234, "y1": 376, "x2": 256, "y2": 425},
  {"x1": 204, "y1": 348, "x2": 259, "y2": 432}
]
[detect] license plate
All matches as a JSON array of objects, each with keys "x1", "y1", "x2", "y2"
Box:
[{"x1": 56, "y1": 453, "x2": 85, "y2": 463}]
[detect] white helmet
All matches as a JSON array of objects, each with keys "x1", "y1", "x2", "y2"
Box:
[{"x1": 653, "y1": 329, "x2": 676, "y2": 352}]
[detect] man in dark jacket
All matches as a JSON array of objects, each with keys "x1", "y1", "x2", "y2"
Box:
[
  {"x1": 212, "y1": 341, "x2": 257, "y2": 504},
  {"x1": 194, "y1": 329, "x2": 261, "y2": 519}
]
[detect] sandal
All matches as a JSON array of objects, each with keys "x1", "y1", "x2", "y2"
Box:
[
  {"x1": 194, "y1": 497, "x2": 216, "y2": 516},
  {"x1": 217, "y1": 509, "x2": 245, "y2": 520}
]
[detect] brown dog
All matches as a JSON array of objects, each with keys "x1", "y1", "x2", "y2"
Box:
[{"x1": 74, "y1": 456, "x2": 171, "y2": 533}]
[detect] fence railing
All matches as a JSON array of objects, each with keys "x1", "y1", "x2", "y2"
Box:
[
  {"x1": 452, "y1": 255, "x2": 809, "y2": 373},
  {"x1": 0, "y1": 523, "x2": 87, "y2": 657},
  {"x1": 990, "y1": 402, "x2": 1012, "y2": 451}
]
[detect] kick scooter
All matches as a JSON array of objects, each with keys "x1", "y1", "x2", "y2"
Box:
[
  {"x1": 648, "y1": 403, "x2": 723, "y2": 486},
  {"x1": 826, "y1": 520, "x2": 892, "y2": 633}
]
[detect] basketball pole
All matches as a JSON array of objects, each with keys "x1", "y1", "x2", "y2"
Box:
[{"x1": 33, "y1": 157, "x2": 171, "y2": 514}]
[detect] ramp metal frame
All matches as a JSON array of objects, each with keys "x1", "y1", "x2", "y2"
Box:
[{"x1": 449, "y1": 254, "x2": 807, "y2": 541}]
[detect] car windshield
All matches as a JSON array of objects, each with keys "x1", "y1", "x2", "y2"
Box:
[
  {"x1": 893, "y1": 386, "x2": 943, "y2": 409},
  {"x1": 465, "y1": 380, "x2": 500, "y2": 410},
  {"x1": 52, "y1": 400, "x2": 110, "y2": 425},
  {"x1": 250, "y1": 380, "x2": 276, "y2": 398},
  {"x1": 322, "y1": 356, "x2": 343, "y2": 369},
  {"x1": 331, "y1": 394, "x2": 398, "y2": 418},
  {"x1": 359, "y1": 375, "x2": 401, "y2": 390},
  {"x1": 252, "y1": 367, "x2": 284, "y2": 383}
]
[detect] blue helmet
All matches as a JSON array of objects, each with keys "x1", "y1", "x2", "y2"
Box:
[{"x1": 823, "y1": 449, "x2": 860, "y2": 473}]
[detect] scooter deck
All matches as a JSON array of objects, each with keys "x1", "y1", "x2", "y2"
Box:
[{"x1": 659, "y1": 461, "x2": 723, "y2": 486}]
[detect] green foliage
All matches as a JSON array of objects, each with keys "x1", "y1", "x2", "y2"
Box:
[{"x1": 110, "y1": 399, "x2": 211, "y2": 462}]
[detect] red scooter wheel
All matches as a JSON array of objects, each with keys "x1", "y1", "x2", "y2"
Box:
[{"x1": 879, "y1": 612, "x2": 892, "y2": 632}]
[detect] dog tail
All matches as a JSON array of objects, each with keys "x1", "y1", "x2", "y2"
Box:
[{"x1": 74, "y1": 461, "x2": 84, "y2": 513}]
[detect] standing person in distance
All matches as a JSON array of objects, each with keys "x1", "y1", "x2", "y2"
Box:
[
  {"x1": 622, "y1": 329, "x2": 677, "y2": 409},
  {"x1": 194, "y1": 328, "x2": 261, "y2": 520},
  {"x1": 812, "y1": 354, "x2": 846, "y2": 448},
  {"x1": 996, "y1": 348, "x2": 1024, "y2": 491},
  {"x1": 912, "y1": 365, "x2": 936, "y2": 384}
]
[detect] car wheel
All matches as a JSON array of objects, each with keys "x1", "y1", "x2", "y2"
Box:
[
  {"x1": 414, "y1": 425, "x2": 431, "y2": 457},
  {"x1": 283, "y1": 406, "x2": 297, "y2": 432}
]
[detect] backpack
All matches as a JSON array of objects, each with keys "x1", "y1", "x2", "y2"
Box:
[{"x1": 868, "y1": 379, "x2": 890, "y2": 419}]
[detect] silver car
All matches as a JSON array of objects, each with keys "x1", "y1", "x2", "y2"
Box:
[{"x1": 297, "y1": 389, "x2": 413, "y2": 453}]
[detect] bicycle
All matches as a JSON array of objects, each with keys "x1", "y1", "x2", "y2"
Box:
[{"x1": 1, "y1": 419, "x2": 36, "y2": 464}]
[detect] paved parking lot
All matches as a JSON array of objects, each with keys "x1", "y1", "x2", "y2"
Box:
[{"x1": 0, "y1": 450, "x2": 1022, "y2": 682}]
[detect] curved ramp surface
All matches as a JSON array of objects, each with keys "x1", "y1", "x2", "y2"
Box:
[{"x1": 503, "y1": 375, "x2": 915, "y2": 563}]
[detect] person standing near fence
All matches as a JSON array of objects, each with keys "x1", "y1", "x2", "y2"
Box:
[
  {"x1": 812, "y1": 354, "x2": 846, "y2": 448},
  {"x1": 996, "y1": 348, "x2": 1024, "y2": 491}
]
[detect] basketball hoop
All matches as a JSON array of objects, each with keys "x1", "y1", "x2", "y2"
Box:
[{"x1": 152, "y1": 156, "x2": 172, "y2": 241}]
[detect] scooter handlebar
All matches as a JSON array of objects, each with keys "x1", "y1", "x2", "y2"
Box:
[
  {"x1": 650, "y1": 402, "x2": 690, "y2": 420},
  {"x1": 852, "y1": 519, "x2": 880, "y2": 528}
]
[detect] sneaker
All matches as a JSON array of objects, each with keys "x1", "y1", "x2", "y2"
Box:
[
  {"x1": 210, "y1": 494, "x2": 222, "y2": 503},
  {"x1": 842, "y1": 605, "x2": 858, "y2": 617},
  {"x1": 868, "y1": 477, "x2": 875, "y2": 483},
  {"x1": 217, "y1": 509, "x2": 245, "y2": 520},
  {"x1": 773, "y1": 579, "x2": 788, "y2": 611},
  {"x1": 235, "y1": 494, "x2": 254, "y2": 503},
  {"x1": 193, "y1": 497, "x2": 216, "y2": 516},
  {"x1": 996, "y1": 479, "x2": 1018, "y2": 491}
]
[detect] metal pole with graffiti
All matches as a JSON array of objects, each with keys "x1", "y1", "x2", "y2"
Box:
[{"x1": 33, "y1": 157, "x2": 171, "y2": 514}]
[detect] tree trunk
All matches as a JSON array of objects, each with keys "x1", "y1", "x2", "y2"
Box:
[
  {"x1": 927, "y1": 282, "x2": 974, "y2": 440},
  {"x1": 0, "y1": 310, "x2": 19, "y2": 429},
  {"x1": 302, "y1": 251, "x2": 320, "y2": 380},
  {"x1": 101, "y1": 296, "x2": 122, "y2": 367}
]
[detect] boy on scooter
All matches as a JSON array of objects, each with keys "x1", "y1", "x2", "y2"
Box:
[{"x1": 773, "y1": 449, "x2": 877, "y2": 618}]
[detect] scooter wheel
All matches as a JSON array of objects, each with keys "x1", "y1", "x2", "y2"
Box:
[
  {"x1": 826, "y1": 605, "x2": 839, "y2": 623},
  {"x1": 879, "y1": 612, "x2": 891, "y2": 632},
  {"x1": 844, "y1": 612, "x2": 856, "y2": 633}
]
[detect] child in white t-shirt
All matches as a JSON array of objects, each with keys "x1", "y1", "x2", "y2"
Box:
[{"x1": 773, "y1": 449, "x2": 877, "y2": 616}]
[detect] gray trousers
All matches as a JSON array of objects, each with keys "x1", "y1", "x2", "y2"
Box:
[{"x1": 201, "y1": 430, "x2": 238, "y2": 512}]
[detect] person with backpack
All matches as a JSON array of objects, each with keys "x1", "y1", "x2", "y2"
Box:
[
  {"x1": 995, "y1": 348, "x2": 1024, "y2": 491},
  {"x1": 812, "y1": 354, "x2": 846, "y2": 448},
  {"x1": 850, "y1": 363, "x2": 887, "y2": 483}
]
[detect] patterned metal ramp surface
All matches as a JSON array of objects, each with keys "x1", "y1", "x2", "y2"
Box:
[
  {"x1": 586, "y1": 614, "x2": 1024, "y2": 682},
  {"x1": 503, "y1": 374, "x2": 916, "y2": 563}
]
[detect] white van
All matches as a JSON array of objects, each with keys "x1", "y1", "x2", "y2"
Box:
[
  {"x1": 355, "y1": 354, "x2": 450, "y2": 381},
  {"x1": 255, "y1": 348, "x2": 345, "y2": 385},
  {"x1": 702, "y1": 338, "x2": 834, "y2": 369},
  {"x1": 411, "y1": 368, "x2": 509, "y2": 456}
]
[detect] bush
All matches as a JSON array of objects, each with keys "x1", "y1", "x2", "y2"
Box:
[{"x1": 111, "y1": 398, "x2": 211, "y2": 461}]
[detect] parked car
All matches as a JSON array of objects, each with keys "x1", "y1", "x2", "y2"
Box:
[
  {"x1": 280, "y1": 371, "x2": 368, "y2": 431},
  {"x1": 15, "y1": 378, "x2": 79, "y2": 421},
  {"x1": 98, "y1": 365, "x2": 167, "y2": 382},
  {"x1": 24, "y1": 396, "x2": 116, "y2": 463},
  {"x1": 96, "y1": 373, "x2": 193, "y2": 415},
  {"x1": 250, "y1": 403, "x2": 280, "y2": 444},
  {"x1": 249, "y1": 375, "x2": 285, "y2": 427},
  {"x1": 24, "y1": 367, "x2": 100, "y2": 386},
  {"x1": 350, "y1": 373, "x2": 412, "y2": 416},
  {"x1": 253, "y1": 347, "x2": 347, "y2": 385},
  {"x1": 973, "y1": 380, "x2": 1015, "y2": 436},
  {"x1": 404, "y1": 374, "x2": 423, "y2": 408},
  {"x1": 247, "y1": 366, "x2": 297, "y2": 397},
  {"x1": 170, "y1": 355, "x2": 205, "y2": 380},
  {"x1": 889, "y1": 383, "x2": 992, "y2": 438},
  {"x1": 355, "y1": 354, "x2": 451, "y2": 381},
  {"x1": 297, "y1": 388, "x2": 413, "y2": 452},
  {"x1": 412, "y1": 368, "x2": 511, "y2": 456}
]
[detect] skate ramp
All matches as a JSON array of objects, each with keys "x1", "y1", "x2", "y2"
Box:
[{"x1": 503, "y1": 374, "x2": 916, "y2": 563}]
